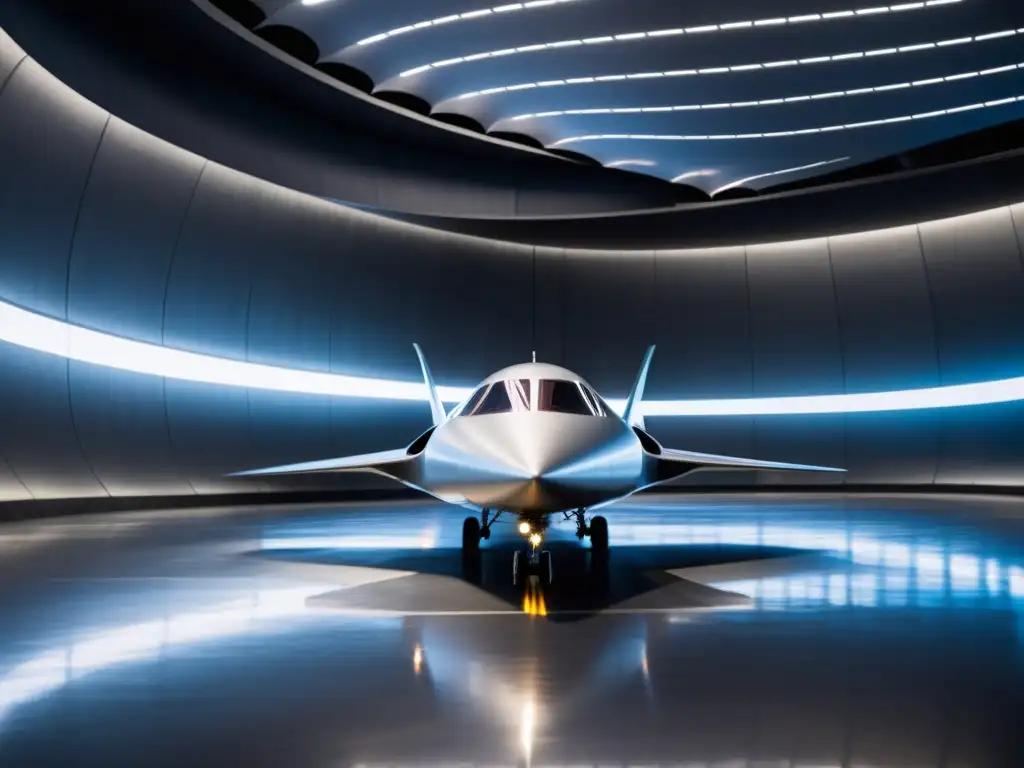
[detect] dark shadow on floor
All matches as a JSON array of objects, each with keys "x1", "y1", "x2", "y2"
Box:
[{"x1": 254, "y1": 543, "x2": 806, "y2": 621}]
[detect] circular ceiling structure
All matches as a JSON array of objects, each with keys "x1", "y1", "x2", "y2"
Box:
[{"x1": 240, "y1": 0, "x2": 1024, "y2": 194}]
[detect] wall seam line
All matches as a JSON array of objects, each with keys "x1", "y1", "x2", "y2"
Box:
[
  {"x1": 161, "y1": 159, "x2": 209, "y2": 496},
  {"x1": 743, "y1": 245, "x2": 759, "y2": 483},
  {"x1": 1009, "y1": 204, "x2": 1024, "y2": 273},
  {"x1": 0, "y1": 52, "x2": 36, "y2": 498},
  {"x1": 65, "y1": 113, "x2": 113, "y2": 498},
  {"x1": 0, "y1": 52, "x2": 28, "y2": 98},
  {"x1": 916, "y1": 224, "x2": 942, "y2": 486},
  {"x1": 825, "y1": 236, "x2": 849, "y2": 485}
]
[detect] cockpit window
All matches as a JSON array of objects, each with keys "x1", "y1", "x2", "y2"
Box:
[
  {"x1": 537, "y1": 379, "x2": 596, "y2": 416},
  {"x1": 463, "y1": 379, "x2": 531, "y2": 416}
]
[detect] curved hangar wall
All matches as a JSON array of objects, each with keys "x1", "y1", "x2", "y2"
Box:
[{"x1": 1, "y1": 28, "x2": 1024, "y2": 502}]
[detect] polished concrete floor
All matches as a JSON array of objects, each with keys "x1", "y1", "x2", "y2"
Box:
[{"x1": 0, "y1": 494, "x2": 1022, "y2": 767}]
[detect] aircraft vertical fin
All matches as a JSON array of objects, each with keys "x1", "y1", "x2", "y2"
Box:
[
  {"x1": 413, "y1": 343, "x2": 447, "y2": 427},
  {"x1": 622, "y1": 345, "x2": 656, "y2": 430}
]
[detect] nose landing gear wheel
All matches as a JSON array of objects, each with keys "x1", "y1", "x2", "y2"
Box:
[{"x1": 512, "y1": 549, "x2": 554, "y2": 587}]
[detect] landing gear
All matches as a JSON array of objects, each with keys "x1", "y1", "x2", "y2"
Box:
[
  {"x1": 462, "y1": 509, "x2": 501, "y2": 556},
  {"x1": 514, "y1": 516, "x2": 552, "y2": 587},
  {"x1": 565, "y1": 508, "x2": 610, "y2": 555},
  {"x1": 462, "y1": 516, "x2": 481, "y2": 558},
  {"x1": 589, "y1": 515, "x2": 609, "y2": 555}
]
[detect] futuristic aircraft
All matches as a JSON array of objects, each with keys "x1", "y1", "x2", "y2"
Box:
[{"x1": 236, "y1": 346, "x2": 843, "y2": 584}]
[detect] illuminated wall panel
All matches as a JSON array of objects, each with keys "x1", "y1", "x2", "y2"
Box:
[
  {"x1": 920, "y1": 208, "x2": 1024, "y2": 485},
  {"x1": 65, "y1": 118, "x2": 205, "y2": 495},
  {"x1": 562, "y1": 249, "x2": 656, "y2": 394},
  {"x1": 0, "y1": 56, "x2": 109, "y2": 499},
  {"x1": 746, "y1": 240, "x2": 846, "y2": 485},
  {"x1": 2, "y1": 30, "x2": 1024, "y2": 500},
  {"x1": 828, "y1": 226, "x2": 940, "y2": 483},
  {"x1": 651, "y1": 247, "x2": 755, "y2": 484}
]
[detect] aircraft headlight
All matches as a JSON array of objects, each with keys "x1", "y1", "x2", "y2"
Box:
[
  {"x1": 518, "y1": 522, "x2": 531, "y2": 535},
  {"x1": 529, "y1": 533, "x2": 542, "y2": 547}
]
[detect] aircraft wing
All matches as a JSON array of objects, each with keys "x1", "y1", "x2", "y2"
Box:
[
  {"x1": 230, "y1": 448, "x2": 417, "y2": 478},
  {"x1": 647, "y1": 446, "x2": 845, "y2": 484}
]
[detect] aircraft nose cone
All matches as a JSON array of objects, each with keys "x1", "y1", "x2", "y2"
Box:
[{"x1": 485, "y1": 418, "x2": 589, "y2": 483}]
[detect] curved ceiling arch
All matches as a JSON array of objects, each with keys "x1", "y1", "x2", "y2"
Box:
[
  {"x1": 448, "y1": 28, "x2": 1023, "y2": 101},
  {"x1": 396, "y1": 0, "x2": 961, "y2": 79},
  {"x1": 214, "y1": 0, "x2": 1024, "y2": 194},
  {"x1": 550, "y1": 93, "x2": 1024, "y2": 144},
  {"x1": 497, "y1": 62, "x2": 1023, "y2": 125}
]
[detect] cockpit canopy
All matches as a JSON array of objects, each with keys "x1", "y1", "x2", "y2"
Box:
[{"x1": 451, "y1": 378, "x2": 610, "y2": 418}]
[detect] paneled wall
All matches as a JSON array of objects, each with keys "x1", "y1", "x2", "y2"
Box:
[{"x1": 2, "y1": 28, "x2": 1024, "y2": 501}]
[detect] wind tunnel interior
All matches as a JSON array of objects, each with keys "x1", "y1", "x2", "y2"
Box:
[{"x1": 0, "y1": 13, "x2": 1023, "y2": 505}]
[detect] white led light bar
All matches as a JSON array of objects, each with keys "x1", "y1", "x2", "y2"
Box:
[
  {"x1": 455, "y1": 27, "x2": 1021, "y2": 100},
  {"x1": 505, "y1": 62, "x2": 1023, "y2": 122},
  {"x1": 400, "y1": 0, "x2": 961, "y2": 78},
  {"x1": 4, "y1": 297, "x2": 1024, "y2": 415},
  {"x1": 605, "y1": 159, "x2": 657, "y2": 168},
  {"x1": 710, "y1": 158, "x2": 850, "y2": 195},
  {"x1": 345, "y1": 0, "x2": 584, "y2": 48},
  {"x1": 551, "y1": 94, "x2": 1024, "y2": 144}
]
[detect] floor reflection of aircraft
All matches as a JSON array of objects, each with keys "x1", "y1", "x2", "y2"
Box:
[{"x1": 236, "y1": 346, "x2": 843, "y2": 584}]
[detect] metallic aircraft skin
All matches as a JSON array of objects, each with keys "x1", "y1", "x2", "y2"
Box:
[{"x1": 234, "y1": 354, "x2": 844, "y2": 518}]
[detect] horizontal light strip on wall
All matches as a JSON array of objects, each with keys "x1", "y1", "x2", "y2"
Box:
[
  {"x1": 4, "y1": 298, "x2": 1024, "y2": 415},
  {"x1": 400, "y1": 0, "x2": 960, "y2": 77},
  {"x1": 454, "y1": 27, "x2": 1022, "y2": 99},
  {"x1": 505, "y1": 62, "x2": 1023, "y2": 122},
  {"x1": 551, "y1": 94, "x2": 1024, "y2": 144},
  {"x1": 344, "y1": 0, "x2": 584, "y2": 48},
  {"x1": 709, "y1": 157, "x2": 850, "y2": 194}
]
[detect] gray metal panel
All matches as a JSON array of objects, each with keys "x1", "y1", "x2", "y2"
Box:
[
  {"x1": 0, "y1": 27, "x2": 26, "y2": 87},
  {"x1": 162, "y1": 164, "x2": 255, "y2": 492},
  {"x1": 828, "y1": 225, "x2": 940, "y2": 484},
  {"x1": 66, "y1": 117, "x2": 205, "y2": 341},
  {"x1": 561, "y1": 249, "x2": 656, "y2": 396},
  {"x1": 920, "y1": 207, "x2": 1024, "y2": 485},
  {"x1": 650, "y1": 246, "x2": 755, "y2": 482},
  {"x1": 64, "y1": 118, "x2": 205, "y2": 495},
  {"x1": 68, "y1": 365, "x2": 192, "y2": 496},
  {"x1": 0, "y1": 346, "x2": 106, "y2": 499},
  {"x1": 746, "y1": 239, "x2": 845, "y2": 485},
  {"x1": 245, "y1": 188, "x2": 334, "y2": 471},
  {"x1": 0, "y1": 58, "x2": 107, "y2": 318},
  {"x1": 532, "y1": 246, "x2": 567, "y2": 367}
]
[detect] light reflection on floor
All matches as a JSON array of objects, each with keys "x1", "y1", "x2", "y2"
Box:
[{"x1": 0, "y1": 494, "x2": 1021, "y2": 766}]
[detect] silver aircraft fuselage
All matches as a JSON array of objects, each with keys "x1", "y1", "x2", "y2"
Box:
[
  {"x1": 400, "y1": 362, "x2": 648, "y2": 515},
  {"x1": 236, "y1": 357, "x2": 843, "y2": 520}
]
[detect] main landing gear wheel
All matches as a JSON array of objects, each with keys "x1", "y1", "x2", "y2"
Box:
[
  {"x1": 462, "y1": 516, "x2": 481, "y2": 559},
  {"x1": 589, "y1": 515, "x2": 609, "y2": 555}
]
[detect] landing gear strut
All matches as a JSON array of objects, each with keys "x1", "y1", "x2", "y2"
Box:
[
  {"x1": 565, "y1": 508, "x2": 609, "y2": 555},
  {"x1": 514, "y1": 517, "x2": 552, "y2": 588}
]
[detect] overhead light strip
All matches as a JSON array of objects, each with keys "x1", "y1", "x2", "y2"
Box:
[
  {"x1": 505, "y1": 62, "x2": 1023, "y2": 121},
  {"x1": 551, "y1": 94, "x2": 1024, "y2": 144},
  {"x1": 708, "y1": 157, "x2": 850, "y2": 195},
  {"x1": 346, "y1": 0, "x2": 585, "y2": 48},
  {"x1": 605, "y1": 159, "x2": 658, "y2": 168},
  {"x1": 454, "y1": 26, "x2": 1021, "y2": 99},
  {"x1": 401, "y1": 0, "x2": 963, "y2": 77},
  {"x1": 5, "y1": 297, "x2": 1024, "y2": 415}
]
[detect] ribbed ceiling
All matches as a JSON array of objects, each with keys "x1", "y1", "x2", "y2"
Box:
[{"x1": 248, "y1": 0, "x2": 1024, "y2": 192}]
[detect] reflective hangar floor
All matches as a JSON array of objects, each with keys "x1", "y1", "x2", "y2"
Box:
[{"x1": 0, "y1": 494, "x2": 1023, "y2": 767}]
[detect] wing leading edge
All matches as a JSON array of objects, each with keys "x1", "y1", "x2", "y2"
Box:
[
  {"x1": 230, "y1": 448, "x2": 416, "y2": 478},
  {"x1": 645, "y1": 445, "x2": 845, "y2": 485}
]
